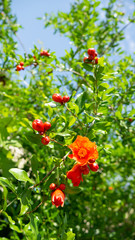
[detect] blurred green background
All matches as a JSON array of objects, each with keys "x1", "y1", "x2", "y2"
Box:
[{"x1": 0, "y1": 0, "x2": 135, "y2": 239}]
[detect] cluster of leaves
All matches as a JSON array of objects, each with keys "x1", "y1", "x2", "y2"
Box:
[{"x1": 0, "y1": 0, "x2": 135, "y2": 239}]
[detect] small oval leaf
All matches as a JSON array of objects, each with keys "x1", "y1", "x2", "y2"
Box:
[
  {"x1": 65, "y1": 186, "x2": 82, "y2": 194},
  {"x1": 9, "y1": 168, "x2": 34, "y2": 183}
]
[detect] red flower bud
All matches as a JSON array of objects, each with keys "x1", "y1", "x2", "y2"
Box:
[
  {"x1": 128, "y1": 118, "x2": 133, "y2": 123},
  {"x1": 59, "y1": 184, "x2": 66, "y2": 191},
  {"x1": 32, "y1": 119, "x2": 44, "y2": 132},
  {"x1": 87, "y1": 48, "x2": 96, "y2": 59},
  {"x1": 83, "y1": 57, "x2": 88, "y2": 63},
  {"x1": 49, "y1": 183, "x2": 56, "y2": 191},
  {"x1": 52, "y1": 93, "x2": 63, "y2": 104},
  {"x1": 40, "y1": 50, "x2": 50, "y2": 57},
  {"x1": 88, "y1": 55, "x2": 95, "y2": 60},
  {"x1": 51, "y1": 189, "x2": 65, "y2": 208},
  {"x1": 62, "y1": 95, "x2": 70, "y2": 103},
  {"x1": 41, "y1": 136, "x2": 50, "y2": 145},
  {"x1": 95, "y1": 57, "x2": 98, "y2": 64},
  {"x1": 44, "y1": 122, "x2": 51, "y2": 131},
  {"x1": 16, "y1": 65, "x2": 22, "y2": 71},
  {"x1": 89, "y1": 162, "x2": 99, "y2": 172},
  {"x1": 88, "y1": 159, "x2": 96, "y2": 164},
  {"x1": 20, "y1": 62, "x2": 24, "y2": 66}
]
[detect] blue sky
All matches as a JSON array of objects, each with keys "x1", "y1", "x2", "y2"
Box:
[
  {"x1": 11, "y1": 0, "x2": 73, "y2": 58},
  {"x1": 11, "y1": 0, "x2": 135, "y2": 58}
]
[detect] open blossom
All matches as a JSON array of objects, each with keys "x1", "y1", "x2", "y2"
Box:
[
  {"x1": 51, "y1": 189, "x2": 65, "y2": 208},
  {"x1": 81, "y1": 164, "x2": 90, "y2": 175},
  {"x1": 68, "y1": 135, "x2": 98, "y2": 166},
  {"x1": 67, "y1": 162, "x2": 99, "y2": 186},
  {"x1": 67, "y1": 164, "x2": 90, "y2": 187},
  {"x1": 66, "y1": 164, "x2": 83, "y2": 187}
]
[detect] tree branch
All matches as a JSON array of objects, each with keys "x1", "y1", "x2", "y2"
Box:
[
  {"x1": 101, "y1": 18, "x2": 135, "y2": 56},
  {"x1": 29, "y1": 151, "x2": 71, "y2": 190},
  {"x1": 26, "y1": 199, "x2": 44, "y2": 214}
]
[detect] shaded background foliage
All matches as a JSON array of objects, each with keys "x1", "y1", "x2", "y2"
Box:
[{"x1": 0, "y1": 0, "x2": 135, "y2": 239}]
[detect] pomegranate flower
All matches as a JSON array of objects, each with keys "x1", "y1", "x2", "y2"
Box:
[
  {"x1": 67, "y1": 164, "x2": 83, "y2": 187},
  {"x1": 68, "y1": 136, "x2": 98, "y2": 166},
  {"x1": 80, "y1": 164, "x2": 90, "y2": 175},
  {"x1": 51, "y1": 189, "x2": 65, "y2": 208}
]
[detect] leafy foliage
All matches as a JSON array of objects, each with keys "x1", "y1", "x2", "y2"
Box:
[{"x1": 0, "y1": 0, "x2": 135, "y2": 239}]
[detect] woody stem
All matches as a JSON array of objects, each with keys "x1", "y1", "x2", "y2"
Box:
[
  {"x1": 29, "y1": 151, "x2": 71, "y2": 190},
  {"x1": 26, "y1": 198, "x2": 44, "y2": 214},
  {"x1": 93, "y1": 67, "x2": 98, "y2": 115},
  {"x1": 50, "y1": 138, "x2": 67, "y2": 147}
]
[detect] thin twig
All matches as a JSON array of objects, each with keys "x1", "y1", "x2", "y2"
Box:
[
  {"x1": 0, "y1": 197, "x2": 17, "y2": 214},
  {"x1": 56, "y1": 64, "x2": 91, "y2": 88},
  {"x1": 50, "y1": 138, "x2": 67, "y2": 147},
  {"x1": 29, "y1": 165, "x2": 57, "y2": 190},
  {"x1": 15, "y1": 32, "x2": 28, "y2": 56},
  {"x1": 93, "y1": 67, "x2": 98, "y2": 115},
  {"x1": 29, "y1": 151, "x2": 71, "y2": 190},
  {"x1": 101, "y1": 18, "x2": 135, "y2": 56},
  {"x1": 26, "y1": 199, "x2": 44, "y2": 214},
  {"x1": 4, "y1": 12, "x2": 28, "y2": 56}
]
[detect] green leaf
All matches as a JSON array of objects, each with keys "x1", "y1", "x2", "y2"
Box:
[
  {"x1": 82, "y1": 63, "x2": 93, "y2": 71},
  {"x1": 9, "y1": 168, "x2": 34, "y2": 183},
  {"x1": 68, "y1": 102, "x2": 79, "y2": 115},
  {"x1": 115, "y1": 111, "x2": 122, "y2": 119},
  {"x1": 0, "y1": 177, "x2": 16, "y2": 193},
  {"x1": 10, "y1": 224, "x2": 22, "y2": 233},
  {"x1": 96, "y1": 129, "x2": 107, "y2": 135},
  {"x1": 31, "y1": 155, "x2": 39, "y2": 175},
  {"x1": 65, "y1": 185, "x2": 82, "y2": 194},
  {"x1": 84, "y1": 111, "x2": 95, "y2": 122},
  {"x1": 43, "y1": 172, "x2": 57, "y2": 189},
  {"x1": 29, "y1": 214, "x2": 39, "y2": 237},
  {"x1": 56, "y1": 130, "x2": 76, "y2": 137},
  {"x1": 24, "y1": 131, "x2": 42, "y2": 146},
  {"x1": 98, "y1": 56, "x2": 105, "y2": 67},
  {"x1": 0, "y1": 183, "x2": 8, "y2": 210},
  {"x1": 75, "y1": 91, "x2": 88, "y2": 111},
  {"x1": 5, "y1": 140, "x2": 22, "y2": 148},
  {"x1": 2, "y1": 211, "x2": 15, "y2": 225},
  {"x1": 19, "y1": 190, "x2": 31, "y2": 215},
  {"x1": 95, "y1": 65, "x2": 104, "y2": 79},
  {"x1": 68, "y1": 116, "x2": 76, "y2": 127},
  {"x1": 128, "y1": 109, "x2": 135, "y2": 117},
  {"x1": 63, "y1": 213, "x2": 67, "y2": 226},
  {"x1": 20, "y1": 118, "x2": 32, "y2": 128},
  {"x1": 88, "y1": 75, "x2": 95, "y2": 83},
  {"x1": 99, "y1": 82, "x2": 110, "y2": 90},
  {"x1": 0, "y1": 238, "x2": 9, "y2": 240}
]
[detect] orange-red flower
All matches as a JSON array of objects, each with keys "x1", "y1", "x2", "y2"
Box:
[
  {"x1": 66, "y1": 164, "x2": 83, "y2": 187},
  {"x1": 80, "y1": 164, "x2": 90, "y2": 175},
  {"x1": 51, "y1": 189, "x2": 65, "y2": 208},
  {"x1": 68, "y1": 135, "x2": 98, "y2": 166},
  {"x1": 66, "y1": 163, "x2": 91, "y2": 186}
]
